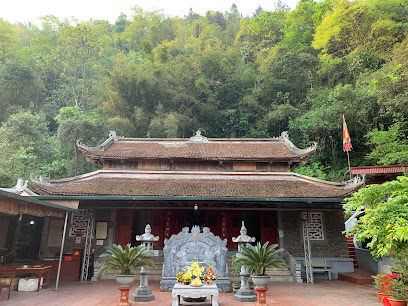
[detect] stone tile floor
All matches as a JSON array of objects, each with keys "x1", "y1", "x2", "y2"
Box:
[{"x1": 0, "y1": 279, "x2": 380, "y2": 305}]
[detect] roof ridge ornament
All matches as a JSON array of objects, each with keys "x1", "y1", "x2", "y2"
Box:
[
  {"x1": 109, "y1": 131, "x2": 117, "y2": 139},
  {"x1": 76, "y1": 131, "x2": 124, "y2": 152},
  {"x1": 188, "y1": 130, "x2": 209, "y2": 143},
  {"x1": 279, "y1": 131, "x2": 317, "y2": 154},
  {"x1": 15, "y1": 178, "x2": 28, "y2": 191},
  {"x1": 279, "y1": 131, "x2": 289, "y2": 141},
  {"x1": 344, "y1": 174, "x2": 366, "y2": 189}
]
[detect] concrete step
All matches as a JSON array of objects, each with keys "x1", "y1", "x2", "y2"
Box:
[
  {"x1": 231, "y1": 275, "x2": 294, "y2": 283},
  {"x1": 270, "y1": 275, "x2": 295, "y2": 282},
  {"x1": 338, "y1": 269, "x2": 373, "y2": 285}
]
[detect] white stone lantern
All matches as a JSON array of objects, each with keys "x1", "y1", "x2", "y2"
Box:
[
  {"x1": 232, "y1": 221, "x2": 256, "y2": 250},
  {"x1": 136, "y1": 224, "x2": 159, "y2": 255},
  {"x1": 231, "y1": 221, "x2": 257, "y2": 302},
  {"x1": 131, "y1": 224, "x2": 159, "y2": 302}
]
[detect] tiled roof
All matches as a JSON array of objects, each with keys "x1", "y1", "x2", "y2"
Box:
[
  {"x1": 32, "y1": 171, "x2": 363, "y2": 199},
  {"x1": 76, "y1": 132, "x2": 317, "y2": 162},
  {"x1": 350, "y1": 165, "x2": 408, "y2": 175}
]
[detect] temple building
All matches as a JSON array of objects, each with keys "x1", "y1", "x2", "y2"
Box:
[{"x1": 1, "y1": 131, "x2": 364, "y2": 282}]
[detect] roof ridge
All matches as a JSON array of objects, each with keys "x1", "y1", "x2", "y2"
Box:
[{"x1": 31, "y1": 170, "x2": 365, "y2": 190}]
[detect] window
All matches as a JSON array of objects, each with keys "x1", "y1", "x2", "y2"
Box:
[
  {"x1": 302, "y1": 212, "x2": 324, "y2": 240},
  {"x1": 69, "y1": 209, "x2": 93, "y2": 237}
]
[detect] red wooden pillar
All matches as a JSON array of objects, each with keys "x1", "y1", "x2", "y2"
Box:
[
  {"x1": 164, "y1": 210, "x2": 171, "y2": 240},
  {"x1": 220, "y1": 210, "x2": 227, "y2": 241}
]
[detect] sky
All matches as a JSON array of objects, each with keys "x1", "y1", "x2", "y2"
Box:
[{"x1": 2, "y1": 0, "x2": 300, "y2": 25}]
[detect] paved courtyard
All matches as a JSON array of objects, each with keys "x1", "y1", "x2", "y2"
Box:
[{"x1": 0, "y1": 279, "x2": 379, "y2": 305}]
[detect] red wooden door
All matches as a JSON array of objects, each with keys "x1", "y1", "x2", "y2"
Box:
[
  {"x1": 205, "y1": 210, "x2": 221, "y2": 237},
  {"x1": 226, "y1": 211, "x2": 242, "y2": 249},
  {"x1": 170, "y1": 210, "x2": 188, "y2": 236},
  {"x1": 115, "y1": 209, "x2": 133, "y2": 246},
  {"x1": 260, "y1": 211, "x2": 277, "y2": 245},
  {"x1": 150, "y1": 210, "x2": 165, "y2": 248}
]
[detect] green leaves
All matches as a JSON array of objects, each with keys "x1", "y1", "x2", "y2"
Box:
[
  {"x1": 0, "y1": 0, "x2": 408, "y2": 185},
  {"x1": 0, "y1": 111, "x2": 54, "y2": 186},
  {"x1": 232, "y1": 242, "x2": 286, "y2": 276},
  {"x1": 365, "y1": 122, "x2": 408, "y2": 165},
  {"x1": 344, "y1": 176, "x2": 408, "y2": 259},
  {"x1": 0, "y1": 19, "x2": 18, "y2": 64},
  {"x1": 99, "y1": 244, "x2": 155, "y2": 275}
]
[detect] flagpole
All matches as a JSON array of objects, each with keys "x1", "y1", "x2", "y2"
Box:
[{"x1": 343, "y1": 115, "x2": 353, "y2": 180}]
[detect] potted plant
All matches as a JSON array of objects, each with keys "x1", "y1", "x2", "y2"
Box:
[
  {"x1": 232, "y1": 242, "x2": 285, "y2": 288},
  {"x1": 375, "y1": 274, "x2": 394, "y2": 305},
  {"x1": 99, "y1": 244, "x2": 154, "y2": 287},
  {"x1": 389, "y1": 279, "x2": 407, "y2": 306},
  {"x1": 392, "y1": 248, "x2": 408, "y2": 283}
]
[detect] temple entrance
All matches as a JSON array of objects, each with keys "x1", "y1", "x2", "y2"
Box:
[
  {"x1": 187, "y1": 210, "x2": 205, "y2": 229},
  {"x1": 226, "y1": 210, "x2": 277, "y2": 249},
  {"x1": 115, "y1": 208, "x2": 277, "y2": 250},
  {"x1": 131, "y1": 210, "x2": 150, "y2": 246},
  {"x1": 242, "y1": 211, "x2": 262, "y2": 244},
  {"x1": 172, "y1": 210, "x2": 221, "y2": 236}
]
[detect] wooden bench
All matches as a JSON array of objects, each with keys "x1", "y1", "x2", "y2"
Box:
[
  {"x1": 0, "y1": 267, "x2": 16, "y2": 301},
  {"x1": 304, "y1": 260, "x2": 334, "y2": 280}
]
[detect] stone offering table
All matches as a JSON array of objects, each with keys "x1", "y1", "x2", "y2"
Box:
[
  {"x1": 161, "y1": 226, "x2": 229, "y2": 292},
  {"x1": 172, "y1": 283, "x2": 219, "y2": 306}
]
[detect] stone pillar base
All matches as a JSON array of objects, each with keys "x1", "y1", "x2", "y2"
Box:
[
  {"x1": 255, "y1": 287, "x2": 268, "y2": 306},
  {"x1": 131, "y1": 286, "x2": 155, "y2": 302},
  {"x1": 91, "y1": 274, "x2": 100, "y2": 282},
  {"x1": 118, "y1": 287, "x2": 131, "y2": 306},
  {"x1": 234, "y1": 289, "x2": 257, "y2": 302}
]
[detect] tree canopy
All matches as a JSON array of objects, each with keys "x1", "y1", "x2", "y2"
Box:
[
  {"x1": 344, "y1": 175, "x2": 408, "y2": 260},
  {"x1": 0, "y1": 0, "x2": 408, "y2": 185}
]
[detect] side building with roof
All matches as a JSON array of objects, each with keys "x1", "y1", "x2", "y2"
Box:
[{"x1": 23, "y1": 130, "x2": 364, "y2": 282}]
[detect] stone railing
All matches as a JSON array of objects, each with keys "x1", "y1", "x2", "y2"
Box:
[{"x1": 282, "y1": 250, "x2": 302, "y2": 283}]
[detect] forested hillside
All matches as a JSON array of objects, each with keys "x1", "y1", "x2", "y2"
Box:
[{"x1": 1, "y1": 0, "x2": 407, "y2": 186}]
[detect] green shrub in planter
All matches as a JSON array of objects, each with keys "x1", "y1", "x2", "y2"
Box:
[
  {"x1": 99, "y1": 244, "x2": 155, "y2": 275},
  {"x1": 232, "y1": 242, "x2": 285, "y2": 276}
]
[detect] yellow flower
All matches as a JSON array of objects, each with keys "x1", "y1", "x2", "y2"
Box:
[
  {"x1": 193, "y1": 268, "x2": 202, "y2": 277},
  {"x1": 183, "y1": 272, "x2": 192, "y2": 280}
]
